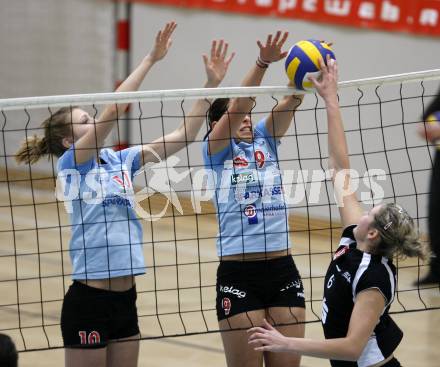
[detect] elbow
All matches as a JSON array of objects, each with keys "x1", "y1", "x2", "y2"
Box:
[
  {"x1": 329, "y1": 158, "x2": 350, "y2": 173},
  {"x1": 344, "y1": 340, "x2": 365, "y2": 361},
  {"x1": 347, "y1": 348, "x2": 363, "y2": 362}
]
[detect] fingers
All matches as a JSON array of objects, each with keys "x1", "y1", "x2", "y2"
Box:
[
  {"x1": 272, "y1": 30, "x2": 281, "y2": 45},
  {"x1": 247, "y1": 326, "x2": 266, "y2": 334},
  {"x1": 320, "y1": 40, "x2": 334, "y2": 47},
  {"x1": 221, "y1": 42, "x2": 228, "y2": 59},
  {"x1": 202, "y1": 54, "x2": 209, "y2": 66},
  {"x1": 266, "y1": 34, "x2": 272, "y2": 47},
  {"x1": 155, "y1": 30, "x2": 162, "y2": 43},
  {"x1": 263, "y1": 318, "x2": 275, "y2": 330},
  {"x1": 248, "y1": 332, "x2": 274, "y2": 352},
  {"x1": 216, "y1": 40, "x2": 224, "y2": 58},
  {"x1": 308, "y1": 75, "x2": 319, "y2": 88},
  {"x1": 262, "y1": 31, "x2": 288, "y2": 48},
  {"x1": 157, "y1": 21, "x2": 177, "y2": 45},
  {"x1": 319, "y1": 56, "x2": 328, "y2": 73},
  {"x1": 226, "y1": 52, "x2": 235, "y2": 66},
  {"x1": 210, "y1": 40, "x2": 217, "y2": 59},
  {"x1": 278, "y1": 31, "x2": 289, "y2": 48},
  {"x1": 163, "y1": 21, "x2": 177, "y2": 39},
  {"x1": 210, "y1": 40, "x2": 231, "y2": 60}
]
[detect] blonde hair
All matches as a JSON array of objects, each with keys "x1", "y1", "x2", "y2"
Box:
[
  {"x1": 15, "y1": 107, "x2": 76, "y2": 165},
  {"x1": 372, "y1": 203, "x2": 426, "y2": 260}
]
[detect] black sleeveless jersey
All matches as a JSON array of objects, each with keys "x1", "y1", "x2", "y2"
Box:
[{"x1": 321, "y1": 225, "x2": 403, "y2": 367}]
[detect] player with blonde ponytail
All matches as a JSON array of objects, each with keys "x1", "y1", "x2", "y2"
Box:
[
  {"x1": 15, "y1": 22, "x2": 234, "y2": 367},
  {"x1": 248, "y1": 56, "x2": 425, "y2": 367},
  {"x1": 16, "y1": 107, "x2": 75, "y2": 164}
]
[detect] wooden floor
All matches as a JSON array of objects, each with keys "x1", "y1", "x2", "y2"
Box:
[{"x1": 1, "y1": 185, "x2": 439, "y2": 366}]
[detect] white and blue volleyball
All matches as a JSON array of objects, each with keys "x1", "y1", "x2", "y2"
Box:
[{"x1": 285, "y1": 40, "x2": 336, "y2": 90}]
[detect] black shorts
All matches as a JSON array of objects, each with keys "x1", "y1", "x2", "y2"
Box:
[
  {"x1": 383, "y1": 357, "x2": 401, "y2": 367},
  {"x1": 61, "y1": 281, "x2": 139, "y2": 348},
  {"x1": 216, "y1": 255, "x2": 305, "y2": 321}
]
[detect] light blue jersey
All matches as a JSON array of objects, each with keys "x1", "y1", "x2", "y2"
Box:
[
  {"x1": 203, "y1": 120, "x2": 291, "y2": 257},
  {"x1": 57, "y1": 145, "x2": 145, "y2": 279}
]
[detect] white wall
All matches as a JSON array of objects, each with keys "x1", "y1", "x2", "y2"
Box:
[
  {"x1": 0, "y1": 0, "x2": 113, "y2": 174},
  {"x1": 0, "y1": 0, "x2": 113, "y2": 98}
]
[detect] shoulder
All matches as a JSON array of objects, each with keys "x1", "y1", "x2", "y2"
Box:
[
  {"x1": 203, "y1": 139, "x2": 233, "y2": 167},
  {"x1": 354, "y1": 255, "x2": 396, "y2": 305},
  {"x1": 57, "y1": 145, "x2": 95, "y2": 174},
  {"x1": 333, "y1": 225, "x2": 357, "y2": 259}
]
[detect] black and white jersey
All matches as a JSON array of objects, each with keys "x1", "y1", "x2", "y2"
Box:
[{"x1": 322, "y1": 225, "x2": 403, "y2": 367}]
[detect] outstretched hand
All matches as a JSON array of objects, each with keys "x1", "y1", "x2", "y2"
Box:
[
  {"x1": 418, "y1": 122, "x2": 440, "y2": 144},
  {"x1": 309, "y1": 55, "x2": 339, "y2": 102},
  {"x1": 147, "y1": 21, "x2": 177, "y2": 63},
  {"x1": 247, "y1": 318, "x2": 291, "y2": 353},
  {"x1": 203, "y1": 40, "x2": 235, "y2": 87},
  {"x1": 257, "y1": 31, "x2": 289, "y2": 64}
]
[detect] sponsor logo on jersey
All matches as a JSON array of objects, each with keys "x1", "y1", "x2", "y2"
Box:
[
  {"x1": 220, "y1": 285, "x2": 247, "y2": 299},
  {"x1": 236, "y1": 186, "x2": 283, "y2": 201},
  {"x1": 280, "y1": 280, "x2": 302, "y2": 292},
  {"x1": 112, "y1": 172, "x2": 132, "y2": 190},
  {"x1": 243, "y1": 204, "x2": 258, "y2": 224},
  {"x1": 254, "y1": 150, "x2": 265, "y2": 168},
  {"x1": 231, "y1": 172, "x2": 255, "y2": 185},
  {"x1": 102, "y1": 196, "x2": 132, "y2": 207},
  {"x1": 233, "y1": 156, "x2": 249, "y2": 168},
  {"x1": 342, "y1": 271, "x2": 351, "y2": 283},
  {"x1": 222, "y1": 297, "x2": 231, "y2": 316},
  {"x1": 334, "y1": 246, "x2": 349, "y2": 260}
]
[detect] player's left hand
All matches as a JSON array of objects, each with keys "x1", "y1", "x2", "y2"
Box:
[
  {"x1": 257, "y1": 31, "x2": 289, "y2": 64},
  {"x1": 247, "y1": 318, "x2": 291, "y2": 353},
  {"x1": 309, "y1": 54, "x2": 338, "y2": 102}
]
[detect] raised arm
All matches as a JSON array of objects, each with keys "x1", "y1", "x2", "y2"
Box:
[
  {"x1": 309, "y1": 56, "x2": 363, "y2": 228},
  {"x1": 74, "y1": 21, "x2": 177, "y2": 163},
  {"x1": 248, "y1": 290, "x2": 385, "y2": 361},
  {"x1": 264, "y1": 81, "x2": 304, "y2": 139},
  {"x1": 140, "y1": 40, "x2": 235, "y2": 162},
  {"x1": 207, "y1": 31, "x2": 289, "y2": 154}
]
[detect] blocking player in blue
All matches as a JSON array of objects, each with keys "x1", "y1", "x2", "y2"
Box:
[
  {"x1": 15, "y1": 22, "x2": 234, "y2": 367},
  {"x1": 203, "y1": 30, "x2": 305, "y2": 367}
]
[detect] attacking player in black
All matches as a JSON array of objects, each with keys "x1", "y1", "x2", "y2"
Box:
[{"x1": 248, "y1": 56, "x2": 426, "y2": 367}]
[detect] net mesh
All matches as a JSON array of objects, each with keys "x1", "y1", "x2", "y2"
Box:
[{"x1": 1, "y1": 72, "x2": 440, "y2": 351}]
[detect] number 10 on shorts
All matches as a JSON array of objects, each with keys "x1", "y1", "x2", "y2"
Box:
[{"x1": 78, "y1": 330, "x2": 101, "y2": 345}]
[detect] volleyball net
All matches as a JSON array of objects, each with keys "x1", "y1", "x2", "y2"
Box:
[{"x1": 1, "y1": 70, "x2": 440, "y2": 351}]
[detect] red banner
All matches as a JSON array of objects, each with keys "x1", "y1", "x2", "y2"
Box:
[{"x1": 131, "y1": 0, "x2": 440, "y2": 37}]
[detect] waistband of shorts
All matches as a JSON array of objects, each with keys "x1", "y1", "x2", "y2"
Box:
[
  {"x1": 219, "y1": 255, "x2": 294, "y2": 267},
  {"x1": 71, "y1": 280, "x2": 136, "y2": 296}
]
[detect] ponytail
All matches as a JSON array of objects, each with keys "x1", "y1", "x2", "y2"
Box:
[
  {"x1": 373, "y1": 203, "x2": 427, "y2": 260},
  {"x1": 15, "y1": 135, "x2": 50, "y2": 165},
  {"x1": 15, "y1": 106, "x2": 76, "y2": 165}
]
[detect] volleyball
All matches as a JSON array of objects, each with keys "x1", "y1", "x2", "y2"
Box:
[{"x1": 285, "y1": 39, "x2": 336, "y2": 90}]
